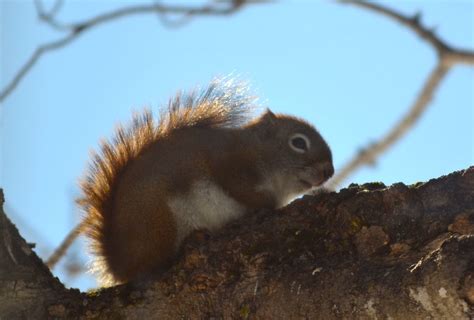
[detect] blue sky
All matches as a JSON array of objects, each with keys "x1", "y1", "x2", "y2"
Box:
[{"x1": 1, "y1": 1, "x2": 473, "y2": 290}]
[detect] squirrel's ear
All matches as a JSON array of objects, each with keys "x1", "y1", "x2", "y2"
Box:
[
  {"x1": 260, "y1": 109, "x2": 277, "y2": 125},
  {"x1": 254, "y1": 109, "x2": 277, "y2": 138}
]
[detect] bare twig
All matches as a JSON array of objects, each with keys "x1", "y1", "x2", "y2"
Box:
[
  {"x1": 0, "y1": 34, "x2": 78, "y2": 103},
  {"x1": 34, "y1": 0, "x2": 68, "y2": 31},
  {"x1": 339, "y1": 0, "x2": 474, "y2": 66},
  {"x1": 0, "y1": 0, "x2": 269, "y2": 103},
  {"x1": 46, "y1": 221, "x2": 85, "y2": 269},
  {"x1": 326, "y1": 0, "x2": 474, "y2": 189},
  {"x1": 326, "y1": 62, "x2": 450, "y2": 189}
]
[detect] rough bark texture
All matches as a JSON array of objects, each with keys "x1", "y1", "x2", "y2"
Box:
[{"x1": 1, "y1": 167, "x2": 473, "y2": 319}]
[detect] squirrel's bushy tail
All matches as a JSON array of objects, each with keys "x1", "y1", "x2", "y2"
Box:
[
  {"x1": 77, "y1": 78, "x2": 256, "y2": 285},
  {"x1": 78, "y1": 110, "x2": 158, "y2": 285}
]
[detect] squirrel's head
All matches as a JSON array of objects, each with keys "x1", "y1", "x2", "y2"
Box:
[{"x1": 248, "y1": 110, "x2": 334, "y2": 203}]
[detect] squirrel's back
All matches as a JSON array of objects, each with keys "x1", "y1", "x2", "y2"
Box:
[{"x1": 78, "y1": 79, "x2": 334, "y2": 286}]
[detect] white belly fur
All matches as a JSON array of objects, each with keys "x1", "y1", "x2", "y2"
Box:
[{"x1": 168, "y1": 179, "x2": 245, "y2": 247}]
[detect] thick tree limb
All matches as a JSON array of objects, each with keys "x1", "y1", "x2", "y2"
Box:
[
  {"x1": 328, "y1": 1, "x2": 474, "y2": 189},
  {"x1": 1, "y1": 167, "x2": 473, "y2": 319}
]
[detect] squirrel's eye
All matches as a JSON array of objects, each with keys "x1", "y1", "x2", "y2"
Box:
[{"x1": 289, "y1": 133, "x2": 310, "y2": 154}]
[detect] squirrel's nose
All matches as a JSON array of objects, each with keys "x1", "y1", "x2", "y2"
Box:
[{"x1": 322, "y1": 162, "x2": 334, "y2": 180}]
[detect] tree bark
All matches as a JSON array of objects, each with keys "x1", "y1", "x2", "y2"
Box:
[{"x1": 1, "y1": 167, "x2": 473, "y2": 319}]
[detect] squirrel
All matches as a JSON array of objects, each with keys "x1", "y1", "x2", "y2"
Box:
[{"x1": 53, "y1": 79, "x2": 334, "y2": 286}]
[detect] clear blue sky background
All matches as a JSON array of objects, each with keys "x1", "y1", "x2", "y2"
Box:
[{"x1": 1, "y1": 1, "x2": 473, "y2": 290}]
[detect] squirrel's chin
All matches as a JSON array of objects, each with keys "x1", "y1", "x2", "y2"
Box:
[
  {"x1": 299, "y1": 176, "x2": 328, "y2": 188},
  {"x1": 299, "y1": 179, "x2": 324, "y2": 189}
]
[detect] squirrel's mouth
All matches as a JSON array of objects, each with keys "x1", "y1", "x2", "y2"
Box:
[
  {"x1": 299, "y1": 162, "x2": 334, "y2": 188},
  {"x1": 299, "y1": 174, "x2": 329, "y2": 188}
]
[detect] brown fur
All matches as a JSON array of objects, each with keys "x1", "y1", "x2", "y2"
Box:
[{"x1": 77, "y1": 80, "x2": 256, "y2": 285}]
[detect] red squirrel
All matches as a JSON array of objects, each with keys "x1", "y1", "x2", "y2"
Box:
[{"x1": 74, "y1": 79, "x2": 334, "y2": 286}]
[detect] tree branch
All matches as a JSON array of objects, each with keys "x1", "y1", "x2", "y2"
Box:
[
  {"x1": 1, "y1": 167, "x2": 473, "y2": 318},
  {"x1": 0, "y1": 0, "x2": 268, "y2": 103},
  {"x1": 327, "y1": 0, "x2": 474, "y2": 189}
]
